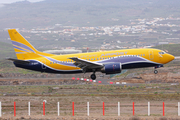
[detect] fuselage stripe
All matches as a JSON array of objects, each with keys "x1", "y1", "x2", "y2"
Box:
[{"x1": 12, "y1": 41, "x2": 35, "y2": 53}]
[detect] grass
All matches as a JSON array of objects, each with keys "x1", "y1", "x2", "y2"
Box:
[
  {"x1": 0, "y1": 84, "x2": 180, "y2": 101},
  {"x1": 0, "y1": 42, "x2": 15, "y2": 59}
]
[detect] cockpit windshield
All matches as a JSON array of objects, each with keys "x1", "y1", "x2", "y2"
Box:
[{"x1": 159, "y1": 51, "x2": 166, "y2": 55}]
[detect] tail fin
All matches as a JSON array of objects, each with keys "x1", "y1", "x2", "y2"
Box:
[{"x1": 8, "y1": 29, "x2": 53, "y2": 60}]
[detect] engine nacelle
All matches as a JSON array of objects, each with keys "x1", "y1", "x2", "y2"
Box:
[{"x1": 101, "y1": 63, "x2": 122, "y2": 74}]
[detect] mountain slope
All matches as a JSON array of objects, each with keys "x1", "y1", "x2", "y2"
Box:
[{"x1": 0, "y1": 0, "x2": 180, "y2": 28}]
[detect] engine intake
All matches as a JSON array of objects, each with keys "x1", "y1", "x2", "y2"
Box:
[{"x1": 101, "y1": 63, "x2": 122, "y2": 74}]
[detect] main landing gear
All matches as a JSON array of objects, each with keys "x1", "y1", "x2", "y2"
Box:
[
  {"x1": 90, "y1": 69, "x2": 96, "y2": 80},
  {"x1": 90, "y1": 73, "x2": 96, "y2": 80}
]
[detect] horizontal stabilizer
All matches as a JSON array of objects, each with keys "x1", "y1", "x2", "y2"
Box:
[{"x1": 7, "y1": 58, "x2": 30, "y2": 64}]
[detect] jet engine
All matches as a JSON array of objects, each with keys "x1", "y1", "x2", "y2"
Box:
[{"x1": 101, "y1": 63, "x2": 122, "y2": 74}]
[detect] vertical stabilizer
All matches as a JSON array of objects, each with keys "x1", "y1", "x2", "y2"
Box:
[{"x1": 8, "y1": 29, "x2": 53, "y2": 60}]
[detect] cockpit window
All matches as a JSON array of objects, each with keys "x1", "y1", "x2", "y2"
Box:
[{"x1": 159, "y1": 51, "x2": 166, "y2": 55}]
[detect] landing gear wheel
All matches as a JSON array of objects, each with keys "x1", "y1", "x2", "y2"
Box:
[
  {"x1": 154, "y1": 70, "x2": 158, "y2": 74},
  {"x1": 91, "y1": 74, "x2": 96, "y2": 80}
]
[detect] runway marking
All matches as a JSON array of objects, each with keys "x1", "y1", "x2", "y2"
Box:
[
  {"x1": 57, "y1": 102, "x2": 60, "y2": 116},
  {"x1": 14, "y1": 102, "x2": 16, "y2": 117},
  {"x1": 148, "y1": 102, "x2": 150, "y2": 116},
  {"x1": 163, "y1": 102, "x2": 165, "y2": 116},
  {"x1": 133, "y1": 102, "x2": 134, "y2": 116},
  {"x1": 43, "y1": 102, "x2": 45, "y2": 115},
  {"x1": 178, "y1": 102, "x2": 180, "y2": 116},
  {"x1": 118, "y1": 102, "x2": 120, "y2": 116},
  {"x1": 103, "y1": 102, "x2": 105, "y2": 116},
  {"x1": 72, "y1": 102, "x2": 74, "y2": 116},
  {"x1": 0, "y1": 102, "x2": 2, "y2": 117},
  {"x1": 87, "y1": 102, "x2": 89, "y2": 116},
  {"x1": 28, "y1": 102, "x2": 30, "y2": 116},
  {"x1": 1, "y1": 101, "x2": 180, "y2": 117}
]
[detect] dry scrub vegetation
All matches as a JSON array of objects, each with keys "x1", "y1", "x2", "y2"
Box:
[{"x1": 0, "y1": 84, "x2": 180, "y2": 119}]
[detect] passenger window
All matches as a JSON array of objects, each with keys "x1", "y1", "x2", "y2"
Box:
[
  {"x1": 97, "y1": 58, "x2": 98, "y2": 60},
  {"x1": 94, "y1": 58, "x2": 96, "y2": 60}
]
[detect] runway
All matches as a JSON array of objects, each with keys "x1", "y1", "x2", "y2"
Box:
[{"x1": 0, "y1": 77, "x2": 178, "y2": 87}]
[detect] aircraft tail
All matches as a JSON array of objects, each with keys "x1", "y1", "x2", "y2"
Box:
[{"x1": 8, "y1": 29, "x2": 53, "y2": 60}]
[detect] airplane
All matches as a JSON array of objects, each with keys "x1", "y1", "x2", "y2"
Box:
[{"x1": 7, "y1": 29, "x2": 175, "y2": 80}]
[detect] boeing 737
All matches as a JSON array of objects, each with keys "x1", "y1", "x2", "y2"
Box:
[{"x1": 7, "y1": 29, "x2": 175, "y2": 80}]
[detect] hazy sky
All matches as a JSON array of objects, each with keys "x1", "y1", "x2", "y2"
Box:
[{"x1": 0, "y1": 0, "x2": 44, "y2": 4}]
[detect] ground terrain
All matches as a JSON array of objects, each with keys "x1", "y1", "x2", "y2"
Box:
[
  {"x1": 1, "y1": 83, "x2": 180, "y2": 119},
  {"x1": 0, "y1": 44, "x2": 180, "y2": 119}
]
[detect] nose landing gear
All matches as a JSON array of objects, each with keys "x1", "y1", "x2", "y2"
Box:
[
  {"x1": 154, "y1": 70, "x2": 158, "y2": 74},
  {"x1": 90, "y1": 74, "x2": 96, "y2": 80},
  {"x1": 154, "y1": 65, "x2": 162, "y2": 74}
]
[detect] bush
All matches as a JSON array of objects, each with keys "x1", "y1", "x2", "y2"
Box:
[
  {"x1": 154, "y1": 92, "x2": 158, "y2": 94},
  {"x1": 165, "y1": 88, "x2": 170, "y2": 90}
]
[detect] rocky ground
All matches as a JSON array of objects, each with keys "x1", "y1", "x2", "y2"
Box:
[
  {"x1": 0, "y1": 62, "x2": 180, "y2": 119},
  {"x1": 0, "y1": 96, "x2": 180, "y2": 120}
]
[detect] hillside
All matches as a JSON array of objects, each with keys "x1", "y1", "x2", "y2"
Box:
[
  {"x1": 0, "y1": 0, "x2": 180, "y2": 28},
  {"x1": 154, "y1": 44, "x2": 180, "y2": 56},
  {"x1": 0, "y1": 41, "x2": 15, "y2": 60}
]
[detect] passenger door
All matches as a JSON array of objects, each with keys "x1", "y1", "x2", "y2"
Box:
[{"x1": 149, "y1": 51, "x2": 154, "y2": 60}]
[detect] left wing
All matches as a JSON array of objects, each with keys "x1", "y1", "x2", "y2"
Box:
[{"x1": 69, "y1": 57, "x2": 103, "y2": 71}]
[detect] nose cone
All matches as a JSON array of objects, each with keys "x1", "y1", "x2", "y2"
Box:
[{"x1": 167, "y1": 54, "x2": 175, "y2": 62}]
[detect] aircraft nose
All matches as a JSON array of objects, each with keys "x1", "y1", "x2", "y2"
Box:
[{"x1": 168, "y1": 54, "x2": 175, "y2": 62}]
